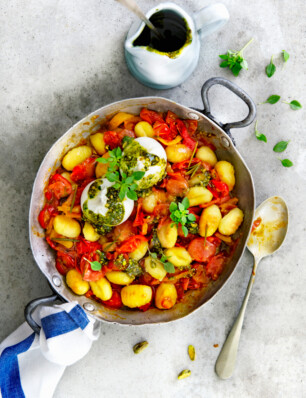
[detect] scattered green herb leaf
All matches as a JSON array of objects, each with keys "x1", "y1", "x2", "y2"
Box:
[
  {"x1": 279, "y1": 158, "x2": 293, "y2": 168},
  {"x1": 282, "y1": 50, "x2": 289, "y2": 63},
  {"x1": 283, "y1": 100, "x2": 302, "y2": 110},
  {"x1": 96, "y1": 147, "x2": 122, "y2": 171},
  {"x1": 254, "y1": 121, "x2": 267, "y2": 143},
  {"x1": 259, "y1": 95, "x2": 281, "y2": 105},
  {"x1": 90, "y1": 261, "x2": 102, "y2": 271},
  {"x1": 266, "y1": 55, "x2": 276, "y2": 78},
  {"x1": 273, "y1": 141, "x2": 290, "y2": 153},
  {"x1": 219, "y1": 38, "x2": 254, "y2": 76},
  {"x1": 170, "y1": 198, "x2": 196, "y2": 237}
]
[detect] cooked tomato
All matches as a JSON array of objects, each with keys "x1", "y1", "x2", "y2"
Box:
[
  {"x1": 38, "y1": 205, "x2": 58, "y2": 229},
  {"x1": 207, "y1": 179, "x2": 229, "y2": 199},
  {"x1": 103, "y1": 290, "x2": 122, "y2": 309},
  {"x1": 116, "y1": 235, "x2": 147, "y2": 253},
  {"x1": 140, "y1": 108, "x2": 164, "y2": 124},
  {"x1": 56, "y1": 252, "x2": 76, "y2": 275},
  {"x1": 153, "y1": 121, "x2": 177, "y2": 141},
  {"x1": 165, "y1": 110, "x2": 178, "y2": 124},
  {"x1": 103, "y1": 131, "x2": 121, "y2": 149},
  {"x1": 189, "y1": 263, "x2": 210, "y2": 289},
  {"x1": 188, "y1": 238, "x2": 218, "y2": 262},
  {"x1": 206, "y1": 254, "x2": 226, "y2": 280},
  {"x1": 76, "y1": 237, "x2": 101, "y2": 256},
  {"x1": 71, "y1": 156, "x2": 96, "y2": 182},
  {"x1": 80, "y1": 255, "x2": 104, "y2": 282},
  {"x1": 175, "y1": 119, "x2": 197, "y2": 150},
  {"x1": 113, "y1": 220, "x2": 135, "y2": 242},
  {"x1": 166, "y1": 174, "x2": 188, "y2": 196},
  {"x1": 184, "y1": 119, "x2": 198, "y2": 135},
  {"x1": 45, "y1": 174, "x2": 72, "y2": 200}
]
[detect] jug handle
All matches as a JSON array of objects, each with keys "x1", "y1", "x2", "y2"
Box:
[
  {"x1": 194, "y1": 3, "x2": 229, "y2": 38},
  {"x1": 200, "y1": 77, "x2": 257, "y2": 145}
]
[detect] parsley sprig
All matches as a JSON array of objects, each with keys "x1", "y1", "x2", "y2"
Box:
[
  {"x1": 170, "y1": 197, "x2": 196, "y2": 237},
  {"x1": 219, "y1": 38, "x2": 254, "y2": 76},
  {"x1": 96, "y1": 147, "x2": 122, "y2": 171},
  {"x1": 106, "y1": 170, "x2": 145, "y2": 201}
]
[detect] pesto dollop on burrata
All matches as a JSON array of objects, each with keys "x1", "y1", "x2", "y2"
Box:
[
  {"x1": 120, "y1": 137, "x2": 167, "y2": 189},
  {"x1": 80, "y1": 178, "x2": 134, "y2": 234}
]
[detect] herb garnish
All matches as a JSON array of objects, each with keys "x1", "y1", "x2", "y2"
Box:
[
  {"x1": 282, "y1": 50, "x2": 289, "y2": 63},
  {"x1": 51, "y1": 238, "x2": 79, "y2": 242},
  {"x1": 273, "y1": 141, "x2": 289, "y2": 153},
  {"x1": 96, "y1": 147, "x2": 122, "y2": 171},
  {"x1": 89, "y1": 261, "x2": 102, "y2": 271},
  {"x1": 259, "y1": 95, "x2": 281, "y2": 105},
  {"x1": 282, "y1": 100, "x2": 302, "y2": 110},
  {"x1": 279, "y1": 159, "x2": 293, "y2": 168},
  {"x1": 170, "y1": 197, "x2": 197, "y2": 237},
  {"x1": 149, "y1": 250, "x2": 175, "y2": 274},
  {"x1": 219, "y1": 38, "x2": 254, "y2": 76},
  {"x1": 266, "y1": 55, "x2": 276, "y2": 78},
  {"x1": 254, "y1": 121, "x2": 267, "y2": 143},
  {"x1": 107, "y1": 170, "x2": 145, "y2": 200}
]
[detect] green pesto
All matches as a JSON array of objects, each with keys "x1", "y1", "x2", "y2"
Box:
[
  {"x1": 82, "y1": 186, "x2": 125, "y2": 234},
  {"x1": 120, "y1": 140, "x2": 166, "y2": 190}
]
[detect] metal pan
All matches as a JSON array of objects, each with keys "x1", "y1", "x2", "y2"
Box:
[{"x1": 25, "y1": 77, "x2": 256, "y2": 333}]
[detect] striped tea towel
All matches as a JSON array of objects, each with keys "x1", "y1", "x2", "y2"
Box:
[{"x1": 0, "y1": 302, "x2": 100, "y2": 398}]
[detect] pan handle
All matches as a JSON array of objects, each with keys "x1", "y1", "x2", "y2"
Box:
[
  {"x1": 200, "y1": 77, "x2": 256, "y2": 144},
  {"x1": 24, "y1": 294, "x2": 60, "y2": 334}
]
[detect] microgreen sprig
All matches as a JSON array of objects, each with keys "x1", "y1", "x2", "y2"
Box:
[
  {"x1": 266, "y1": 55, "x2": 276, "y2": 78},
  {"x1": 149, "y1": 250, "x2": 175, "y2": 274},
  {"x1": 258, "y1": 95, "x2": 281, "y2": 105},
  {"x1": 107, "y1": 170, "x2": 145, "y2": 201},
  {"x1": 96, "y1": 147, "x2": 122, "y2": 171},
  {"x1": 219, "y1": 38, "x2": 254, "y2": 76},
  {"x1": 254, "y1": 121, "x2": 267, "y2": 143},
  {"x1": 282, "y1": 100, "x2": 302, "y2": 110},
  {"x1": 169, "y1": 197, "x2": 196, "y2": 237}
]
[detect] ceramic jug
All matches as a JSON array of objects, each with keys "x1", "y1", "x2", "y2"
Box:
[{"x1": 125, "y1": 2, "x2": 229, "y2": 89}]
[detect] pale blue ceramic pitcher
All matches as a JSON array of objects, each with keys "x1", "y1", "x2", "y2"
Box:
[{"x1": 125, "y1": 2, "x2": 229, "y2": 89}]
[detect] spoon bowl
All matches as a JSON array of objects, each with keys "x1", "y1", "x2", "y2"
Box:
[
  {"x1": 215, "y1": 196, "x2": 288, "y2": 379},
  {"x1": 247, "y1": 196, "x2": 288, "y2": 259}
]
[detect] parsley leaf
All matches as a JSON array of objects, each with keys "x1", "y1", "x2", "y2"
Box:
[
  {"x1": 266, "y1": 55, "x2": 276, "y2": 78},
  {"x1": 254, "y1": 121, "x2": 267, "y2": 143},
  {"x1": 273, "y1": 141, "x2": 289, "y2": 153},
  {"x1": 218, "y1": 38, "x2": 254, "y2": 76}
]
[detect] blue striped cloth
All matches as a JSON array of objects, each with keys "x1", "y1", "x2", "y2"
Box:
[{"x1": 0, "y1": 302, "x2": 100, "y2": 398}]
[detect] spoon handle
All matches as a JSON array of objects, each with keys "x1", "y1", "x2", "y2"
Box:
[{"x1": 215, "y1": 257, "x2": 260, "y2": 379}]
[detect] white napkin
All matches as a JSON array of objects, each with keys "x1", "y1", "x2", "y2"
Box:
[{"x1": 0, "y1": 302, "x2": 100, "y2": 398}]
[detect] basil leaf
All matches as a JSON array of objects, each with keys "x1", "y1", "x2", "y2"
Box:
[
  {"x1": 255, "y1": 131, "x2": 267, "y2": 142},
  {"x1": 133, "y1": 171, "x2": 145, "y2": 180},
  {"x1": 90, "y1": 261, "x2": 102, "y2": 271},
  {"x1": 232, "y1": 63, "x2": 242, "y2": 76},
  {"x1": 219, "y1": 60, "x2": 229, "y2": 68},
  {"x1": 266, "y1": 95, "x2": 281, "y2": 104},
  {"x1": 289, "y1": 100, "x2": 302, "y2": 110},
  {"x1": 169, "y1": 202, "x2": 177, "y2": 212},
  {"x1": 219, "y1": 54, "x2": 228, "y2": 60},
  {"x1": 240, "y1": 59, "x2": 248, "y2": 70},
  {"x1": 127, "y1": 190, "x2": 137, "y2": 200},
  {"x1": 125, "y1": 176, "x2": 134, "y2": 184},
  {"x1": 178, "y1": 202, "x2": 185, "y2": 212},
  {"x1": 266, "y1": 61, "x2": 276, "y2": 78},
  {"x1": 150, "y1": 252, "x2": 158, "y2": 259},
  {"x1": 96, "y1": 157, "x2": 109, "y2": 163},
  {"x1": 282, "y1": 50, "x2": 289, "y2": 62},
  {"x1": 280, "y1": 159, "x2": 293, "y2": 167},
  {"x1": 181, "y1": 215, "x2": 187, "y2": 224},
  {"x1": 273, "y1": 141, "x2": 289, "y2": 153},
  {"x1": 106, "y1": 172, "x2": 119, "y2": 182},
  {"x1": 188, "y1": 213, "x2": 196, "y2": 222},
  {"x1": 163, "y1": 261, "x2": 175, "y2": 274}
]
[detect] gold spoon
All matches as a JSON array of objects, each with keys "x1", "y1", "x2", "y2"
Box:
[
  {"x1": 116, "y1": 0, "x2": 162, "y2": 38},
  {"x1": 215, "y1": 196, "x2": 289, "y2": 379}
]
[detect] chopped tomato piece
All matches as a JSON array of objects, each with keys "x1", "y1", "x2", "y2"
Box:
[
  {"x1": 165, "y1": 110, "x2": 178, "y2": 124},
  {"x1": 166, "y1": 174, "x2": 188, "y2": 196},
  {"x1": 140, "y1": 108, "x2": 164, "y2": 124},
  {"x1": 184, "y1": 119, "x2": 198, "y2": 135},
  {"x1": 133, "y1": 199, "x2": 144, "y2": 227},
  {"x1": 113, "y1": 220, "x2": 135, "y2": 242},
  {"x1": 38, "y1": 205, "x2": 58, "y2": 229},
  {"x1": 76, "y1": 237, "x2": 102, "y2": 256},
  {"x1": 116, "y1": 235, "x2": 147, "y2": 253},
  {"x1": 206, "y1": 254, "x2": 226, "y2": 280},
  {"x1": 199, "y1": 195, "x2": 231, "y2": 209},
  {"x1": 80, "y1": 255, "x2": 104, "y2": 282},
  {"x1": 56, "y1": 252, "x2": 76, "y2": 275},
  {"x1": 175, "y1": 119, "x2": 197, "y2": 150},
  {"x1": 71, "y1": 156, "x2": 96, "y2": 182},
  {"x1": 103, "y1": 290, "x2": 122, "y2": 309},
  {"x1": 45, "y1": 174, "x2": 72, "y2": 200},
  {"x1": 189, "y1": 263, "x2": 210, "y2": 289},
  {"x1": 207, "y1": 179, "x2": 229, "y2": 199},
  {"x1": 188, "y1": 237, "x2": 219, "y2": 262},
  {"x1": 153, "y1": 121, "x2": 177, "y2": 141}
]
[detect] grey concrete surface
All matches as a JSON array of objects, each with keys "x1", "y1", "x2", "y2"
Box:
[{"x1": 0, "y1": 0, "x2": 305, "y2": 397}]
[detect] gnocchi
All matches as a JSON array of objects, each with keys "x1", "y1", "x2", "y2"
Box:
[
  {"x1": 134, "y1": 121, "x2": 155, "y2": 138},
  {"x1": 66, "y1": 269, "x2": 89, "y2": 295},
  {"x1": 129, "y1": 240, "x2": 148, "y2": 261},
  {"x1": 155, "y1": 283, "x2": 177, "y2": 310},
  {"x1": 83, "y1": 222, "x2": 100, "y2": 242},
  {"x1": 199, "y1": 205, "x2": 222, "y2": 237},
  {"x1": 62, "y1": 145, "x2": 92, "y2": 171},
  {"x1": 164, "y1": 247, "x2": 192, "y2": 268},
  {"x1": 196, "y1": 146, "x2": 217, "y2": 166},
  {"x1": 215, "y1": 161, "x2": 235, "y2": 191},
  {"x1": 186, "y1": 186, "x2": 213, "y2": 207},
  {"x1": 90, "y1": 132, "x2": 106, "y2": 155},
  {"x1": 144, "y1": 256, "x2": 167, "y2": 281},
  {"x1": 218, "y1": 208, "x2": 244, "y2": 236},
  {"x1": 157, "y1": 221, "x2": 178, "y2": 248},
  {"x1": 90, "y1": 278, "x2": 112, "y2": 301},
  {"x1": 121, "y1": 285, "x2": 152, "y2": 308},
  {"x1": 105, "y1": 271, "x2": 134, "y2": 285},
  {"x1": 53, "y1": 215, "x2": 81, "y2": 238}
]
